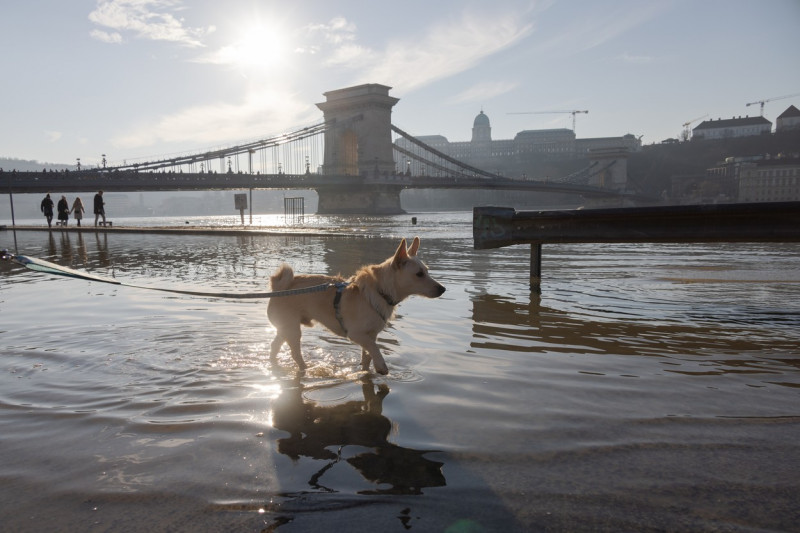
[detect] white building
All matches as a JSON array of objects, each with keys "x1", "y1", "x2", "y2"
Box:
[
  {"x1": 738, "y1": 156, "x2": 800, "y2": 202},
  {"x1": 692, "y1": 116, "x2": 772, "y2": 140},
  {"x1": 776, "y1": 105, "x2": 800, "y2": 132}
]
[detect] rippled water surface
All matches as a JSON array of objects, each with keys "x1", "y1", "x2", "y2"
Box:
[{"x1": 2, "y1": 212, "x2": 799, "y2": 532}]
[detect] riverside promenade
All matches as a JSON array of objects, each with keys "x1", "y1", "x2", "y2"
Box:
[{"x1": 2, "y1": 224, "x2": 334, "y2": 237}]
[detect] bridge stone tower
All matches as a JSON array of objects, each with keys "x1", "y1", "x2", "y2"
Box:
[
  {"x1": 586, "y1": 147, "x2": 631, "y2": 206},
  {"x1": 315, "y1": 84, "x2": 403, "y2": 214}
]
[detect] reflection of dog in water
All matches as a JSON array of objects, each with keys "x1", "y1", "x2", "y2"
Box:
[
  {"x1": 268, "y1": 237, "x2": 446, "y2": 375},
  {"x1": 272, "y1": 379, "x2": 446, "y2": 495}
]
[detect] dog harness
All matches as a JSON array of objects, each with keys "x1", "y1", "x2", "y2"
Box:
[
  {"x1": 333, "y1": 281, "x2": 350, "y2": 335},
  {"x1": 332, "y1": 281, "x2": 397, "y2": 336}
]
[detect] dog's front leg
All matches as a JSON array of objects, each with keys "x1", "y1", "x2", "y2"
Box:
[{"x1": 352, "y1": 337, "x2": 388, "y2": 375}]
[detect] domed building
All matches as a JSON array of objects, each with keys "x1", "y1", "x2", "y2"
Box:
[
  {"x1": 399, "y1": 109, "x2": 640, "y2": 179},
  {"x1": 472, "y1": 110, "x2": 492, "y2": 142}
]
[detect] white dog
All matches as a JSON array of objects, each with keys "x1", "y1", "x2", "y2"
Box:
[{"x1": 268, "y1": 237, "x2": 445, "y2": 374}]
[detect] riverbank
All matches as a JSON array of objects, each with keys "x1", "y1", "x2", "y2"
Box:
[{"x1": 2, "y1": 224, "x2": 340, "y2": 237}]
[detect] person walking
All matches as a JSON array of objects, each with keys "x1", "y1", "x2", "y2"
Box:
[
  {"x1": 94, "y1": 190, "x2": 106, "y2": 226},
  {"x1": 40, "y1": 193, "x2": 55, "y2": 227},
  {"x1": 71, "y1": 196, "x2": 85, "y2": 227},
  {"x1": 57, "y1": 195, "x2": 70, "y2": 226}
]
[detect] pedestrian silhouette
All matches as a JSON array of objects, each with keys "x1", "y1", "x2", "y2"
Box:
[
  {"x1": 94, "y1": 190, "x2": 106, "y2": 226},
  {"x1": 71, "y1": 197, "x2": 85, "y2": 227},
  {"x1": 40, "y1": 193, "x2": 54, "y2": 228},
  {"x1": 57, "y1": 195, "x2": 69, "y2": 227}
]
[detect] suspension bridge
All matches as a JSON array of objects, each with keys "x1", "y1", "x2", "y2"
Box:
[{"x1": 3, "y1": 84, "x2": 647, "y2": 214}]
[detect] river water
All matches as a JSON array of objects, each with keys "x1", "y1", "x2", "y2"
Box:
[{"x1": 1, "y1": 212, "x2": 799, "y2": 532}]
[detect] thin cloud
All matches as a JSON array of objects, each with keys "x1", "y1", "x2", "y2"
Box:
[
  {"x1": 451, "y1": 81, "x2": 520, "y2": 105},
  {"x1": 619, "y1": 52, "x2": 653, "y2": 64},
  {"x1": 112, "y1": 89, "x2": 315, "y2": 149},
  {"x1": 305, "y1": 16, "x2": 357, "y2": 47},
  {"x1": 90, "y1": 29, "x2": 123, "y2": 44},
  {"x1": 336, "y1": 10, "x2": 533, "y2": 93},
  {"x1": 88, "y1": 0, "x2": 212, "y2": 47},
  {"x1": 533, "y1": 3, "x2": 668, "y2": 55},
  {"x1": 326, "y1": 43, "x2": 376, "y2": 69}
]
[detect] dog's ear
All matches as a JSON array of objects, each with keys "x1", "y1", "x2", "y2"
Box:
[
  {"x1": 392, "y1": 238, "x2": 409, "y2": 268},
  {"x1": 408, "y1": 236, "x2": 420, "y2": 256}
]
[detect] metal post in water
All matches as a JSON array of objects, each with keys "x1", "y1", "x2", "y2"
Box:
[
  {"x1": 249, "y1": 188, "x2": 253, "y2": 225},
  {"x1": 8, "y1": 189, "x2": 19, "y2": 254},
  {"x1": 8, "y1": 191, "x2": 14, "y2": 227},
  {"x1": 530, "y1": 243, "x2": 542, "y2": 294}
]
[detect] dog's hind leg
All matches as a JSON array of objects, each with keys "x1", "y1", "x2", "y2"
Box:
[
  {"x1": 269, "y1": 334, "x2": 285, "y2": 362},
  {"x1": 284, "y1": 325, "x2": 306, "y2": 371},
  {"x1": 270, "y1": 325, "x2": 306, "y2": 371}
]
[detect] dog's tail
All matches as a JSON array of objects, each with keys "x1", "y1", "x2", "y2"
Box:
[{"x1": 270, "y1": 264, "x2": 294, "y2": 291}]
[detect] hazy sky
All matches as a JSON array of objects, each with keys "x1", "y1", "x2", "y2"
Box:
[{"x1": 2, "y1": 0, "x2": 799, "y2": 167}]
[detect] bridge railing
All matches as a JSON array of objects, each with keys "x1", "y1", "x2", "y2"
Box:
[
  {"x1": 474, "y1": 202, "x2": 800, "y2": 292},
  {"x1": 1, "y1": 169, "x2": 368, "y2": 193}
]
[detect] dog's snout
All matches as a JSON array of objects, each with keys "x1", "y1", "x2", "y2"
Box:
[{"x1": 436, "y1": 284, "x2": 446, "y2": 296}]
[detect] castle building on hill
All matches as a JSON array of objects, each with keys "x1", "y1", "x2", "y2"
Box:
[
  {"x1": 687, "y1": 105, "x2": 799, "y2": 140},
  {"x1": 397, "y1": 111, "x2": 641, "y2": 178},
  {"x1": 692, "y1": 116, "x2": 772, "y2": 140}
]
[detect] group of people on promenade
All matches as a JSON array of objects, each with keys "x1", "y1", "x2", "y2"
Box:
[{"x1": 40, "y1": 190, "x2": 106, "y2": 228}]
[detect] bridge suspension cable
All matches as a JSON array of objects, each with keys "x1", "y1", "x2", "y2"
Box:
[
  {"x1": 392, "y1": 124, "x2": 624, "y2": 187},
  {"x1": 391, "y1": 124, "x2": 507, "y2": 180},
  {"x1": 108, "y1": 121, "x2": 328, "y2": 174}
]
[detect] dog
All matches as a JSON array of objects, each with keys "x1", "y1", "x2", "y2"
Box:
[{"x1": 267, "y1": 237, "x2": 445, "y2": 375}]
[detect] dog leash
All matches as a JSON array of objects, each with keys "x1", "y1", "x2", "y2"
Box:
[{"x1": 2, "y1": 250, "x2": 339, "y2": 300}]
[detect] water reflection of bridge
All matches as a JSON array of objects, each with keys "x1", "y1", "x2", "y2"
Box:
[{"x1": 3, "y1": 83, "x2": 651, "y2": 213}]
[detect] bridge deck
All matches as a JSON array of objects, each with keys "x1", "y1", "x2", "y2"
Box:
[{"x1": 3, "y1": 170, "x2": 644, "y2": 198}]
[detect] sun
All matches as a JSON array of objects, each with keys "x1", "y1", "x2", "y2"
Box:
[{"x1": 218, "y1": 23, "x2": 289, "y2": 70}]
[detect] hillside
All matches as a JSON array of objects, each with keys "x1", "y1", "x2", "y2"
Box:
[
  {"x1": 0, "y1": 157, "x2": 72, "y2": 172},
  {"x1": 628, "y1": 130, "x2": 800, "y2": 197}
]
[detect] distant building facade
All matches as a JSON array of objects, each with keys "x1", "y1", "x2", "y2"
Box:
[
  {"x1": 776, "y1": 105, "x2": 800, "y2": 132},
  {"x1": 738, "y1": 156, "x2": 800, "y2": 202},
  {"x1": 672, "y1": 152, "x2": 800, "y2": 204},
  {"x1": 692, "y1": 116, "x2": 772, "y2": 140},
  {"x1": 399, "y1": 111, "x2": 641, "y2": 177}
]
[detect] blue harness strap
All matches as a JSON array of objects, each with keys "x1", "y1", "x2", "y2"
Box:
[{"x1": 333, "y1": 281, "x2": 350, "y2": 336}]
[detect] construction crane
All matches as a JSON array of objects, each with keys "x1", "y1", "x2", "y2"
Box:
[
  {"x1": 745, "y1": 92, "x2": 800, "y2": 116},
  {"x1": 507, "y1": 110, "x2": 589, "y2": 134},
  {"x1": 681, "y1": 114, "x2": 708, "y2": 141}
]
